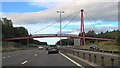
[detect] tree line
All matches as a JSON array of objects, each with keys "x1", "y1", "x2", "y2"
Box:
[
  {"x1": 56, "y1": 39, "x2": 74, "y2": 46},
  {"x1": 56, "y1": 29, "x2": 119, "y2": 46},
  {"x1": 1, "y1": 18, "x2": 47, "y2": 45},
  {"x1": 83, "y1": 30, "x2": 119, "y2": 44}
]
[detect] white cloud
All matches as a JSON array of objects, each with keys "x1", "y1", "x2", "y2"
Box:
[
  {"x1": 96, "y1": 24, "x2": 117, "y2": 27},
  {"x1": 34, "y1": 38, "x2": 61, "y2": 45},
  {"x1": 2, "y1": 1, "x2": 118, "y2": 25},
  {"x1": 0, "y1": 13, "x2": 2, "y2": 17},
  {"x1": 28, "y1": 2, "x2": 58, "y2": 9},
  {"x1": 74, "y1": 24, "x2": 118, "y2": 33},
  {"x1": 1, "y1": 0, "x2": 119, "y2": 2}
]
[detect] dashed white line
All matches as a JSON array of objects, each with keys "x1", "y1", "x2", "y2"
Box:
[
  {"x1": 3, "y1": 56, "x2": 10, "y2": 58},
  {"x1": 35, "y1": 54, "x2": 37, "y2": 56},
  {"x1": 21, "y1": 60, "x2": 27, "y2": 65},
  {"x1": 60, "y1": 52, "x2": 84, "y2": 68},
  {"x1": 8, "y1": 56, "x2": 10, "y2": 57},
  {"x1": 3, "y1": 57, "x2": 6, "y2": 58}
]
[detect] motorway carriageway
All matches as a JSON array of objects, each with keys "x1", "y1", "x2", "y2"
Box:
[{"x1": 2, "y1": 49, "x2": 85, "y2": 68}]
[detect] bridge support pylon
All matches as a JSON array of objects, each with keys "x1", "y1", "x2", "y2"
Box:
[{"x1": 80, "y1": 9, "x2": 85, "y2": 46}]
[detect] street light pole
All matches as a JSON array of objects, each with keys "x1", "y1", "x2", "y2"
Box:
[
  {"x1": 57, "y1": 11, "x2": 64, "y2": 46},
  {"x1": 27, "y1": 30, "x2": 31, "y2": 46},
  {"x1": 27, "y1": 38, "x2": 29, "y2": 45}
]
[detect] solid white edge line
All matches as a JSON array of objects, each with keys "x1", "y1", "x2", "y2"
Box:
[
  {"x1": 60, "y1": 52, "x2": 84, "y2": 68},
  {"x1": 21, "y1": 60, "x2": 27, "y2": 65}
]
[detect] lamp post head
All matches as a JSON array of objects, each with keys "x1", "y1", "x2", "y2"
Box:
[
  {"x1": 81, "y1": 9, "x2": 84, "y2": 12},
  {"x1": 57, "y1": 11, "x2": 64, "y2": 13},
  {"x1": 57, "y1": 11, "x2": 59, "y2": 13},
  {"x1": 61, "y1": 11, "x2": 64, "y2": 13}
]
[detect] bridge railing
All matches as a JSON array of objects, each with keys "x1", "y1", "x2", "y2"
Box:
[
  {"x1": 73, "y1": 48, "x2": 120, "y2": 55},
  {"x1": 32, "y1": 34, "x2": 78, "y2": 36},
  {"x1": 60, "y1": 47, "x2": 120, "y2": 67}
]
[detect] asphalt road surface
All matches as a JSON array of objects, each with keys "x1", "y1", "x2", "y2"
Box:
[{"x1": 2, "y1": 48, "x2": 83, "y2": 67}]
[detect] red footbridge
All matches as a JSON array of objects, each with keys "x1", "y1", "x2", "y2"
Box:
[{"x1": 4, "y1": 34, "x2": 114, "y2": 41}]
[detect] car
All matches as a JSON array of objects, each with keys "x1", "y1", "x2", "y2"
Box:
[
  {"x1": 89, "y1": 45, "x2": 100, "y2": 51},
  {"x1": 48, "y1": 45, "x2": 59, "y2": 54},
  {"x1": 38, "y1": 46, "x2": 44, "y2": 50},
  {"x1": 45, "y1": 46, "x2": 49, "y2": 50},
  {"x1": 67, "y1": 45, "x2": 72, "y2": 48}
]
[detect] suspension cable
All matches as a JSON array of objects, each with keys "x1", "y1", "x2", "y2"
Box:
[
  {"x1": 57, "y1": 11, "x2": 80, "y2": 34},
  {"x1": 33, "y1": 10, "x2": 81, "y2": 34}
]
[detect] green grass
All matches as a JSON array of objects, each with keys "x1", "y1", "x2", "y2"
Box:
[
  {"x1": 73, "y1": 41, "x2": 120, "y2": 51},
  {"x1": 2, "y1": 46, "x2": 19, "y2": 52},
  {"x1": 2, "y1": 45, "x2": 38, "y2": 53},
  {"x1": 97, "y1": 41, "x2": 119, "y2": 51},
  {"x1": 73, "y1": 45, "x2": 89, "y2": 49}
]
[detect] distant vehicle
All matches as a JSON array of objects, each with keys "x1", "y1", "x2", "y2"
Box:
[
  {"x1": 45, "y1": 46, "x2": 49, "y2": 50},
  {"x1": 89, "y1": 45, "x2": 100, "y2": 51},
  {"x1": 67, "y1": 45, "x2": 72, "y2": 48},
  {"x1": 48, "y1": 45, "x2": 59, "y2": 54},
  {"x1": 38, "y1": 46, "x2": 44, "y2": 50}
]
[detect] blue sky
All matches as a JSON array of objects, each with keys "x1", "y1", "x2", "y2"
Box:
[
  {"x1": 2, "y1": 1, "x2": 118, "y2": 44},
  {"x1": 2, "y1": 2, "x2": 47, "y2": 13}
]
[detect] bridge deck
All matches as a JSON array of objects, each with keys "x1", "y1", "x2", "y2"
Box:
[{"x1": 4, "y1": 34, "x2": 114, "y2": 41}]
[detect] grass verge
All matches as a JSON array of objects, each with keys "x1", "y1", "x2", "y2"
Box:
[{"x1": 73, "y1": 41, "x2": 120, "y2": 51}]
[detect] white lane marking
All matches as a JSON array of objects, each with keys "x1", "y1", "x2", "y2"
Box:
[
  {"x1": 3, "y1": 57, "x2": 6, "y2": 58},
  {"x1": 60, "y1": 52, "x2": 84, "y2": 68},
  {"x1": 21, "y1": 60, "x2": 27, "y2": 65},
  {"x1": 8, "y1": 56, "x2": 10, "y2": 57},
  {"x1": 35, "y1": 54, "x2": 37, "y2": 56}
]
